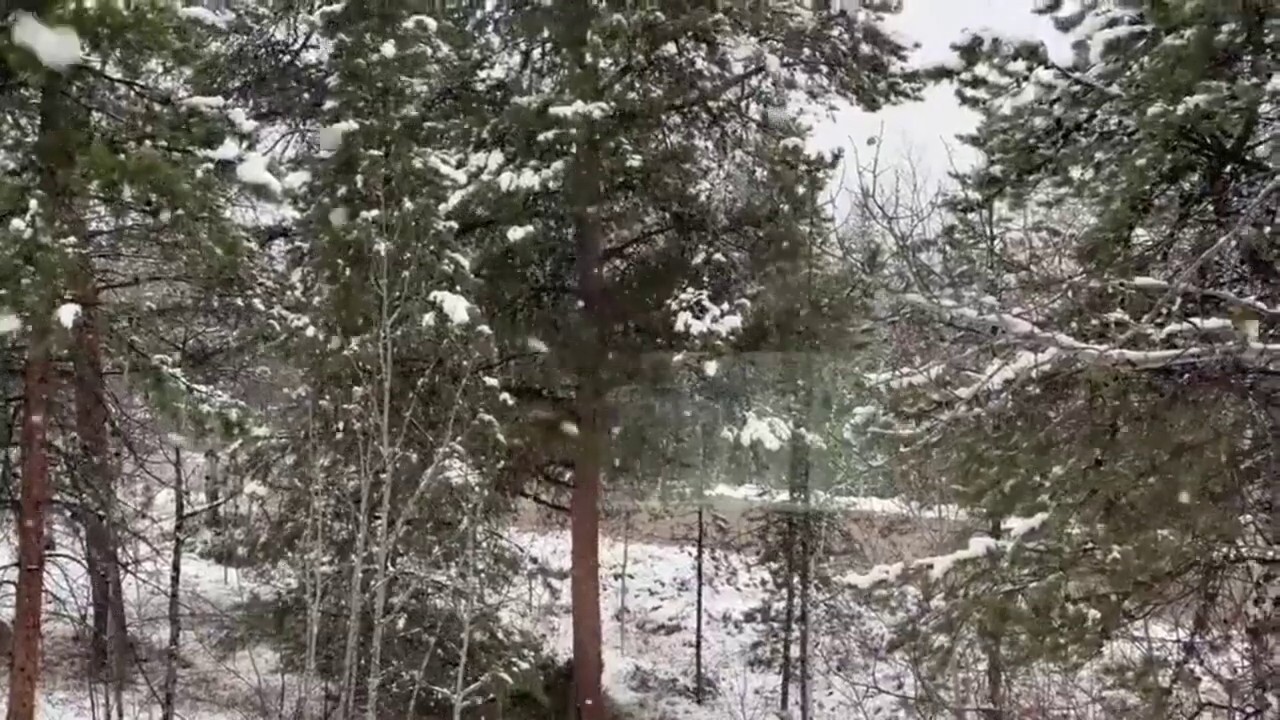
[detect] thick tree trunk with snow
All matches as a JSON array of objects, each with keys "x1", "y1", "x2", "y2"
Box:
[{"x1": 6, "y1": 344, "x2": 53, "y2": 720}]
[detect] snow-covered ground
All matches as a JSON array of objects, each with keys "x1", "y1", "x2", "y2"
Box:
[
  {"x1": 1, "y1": 508, "x2": 1221, "y2": 719},
  {"x1": 704, "y1": 482, "x2": 961, "y2": 518},
  {"x1": 510, "y1": 529, "x2": 908, "y2": 720},
  {"x1": 2, "y1": 512, "x2": 910, "y2": 719},
  {"x1": 0, "y1": 468, "x2": 304, "y2": 719},
  {"x1": 13, "y1": 552, "x2": 289, "y2": 719}
]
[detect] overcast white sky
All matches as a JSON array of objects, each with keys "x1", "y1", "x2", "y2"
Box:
[{"x1": 809, "y1": 1, "x2": 1073, "y2": 214}]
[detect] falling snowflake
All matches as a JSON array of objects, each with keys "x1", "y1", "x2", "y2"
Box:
[
  {"x1": 56, "y1": 303, "x2": 82, "y2": 329},
  {"x1": 11, "y1": 12, "x2": 81, "y2": 71}
]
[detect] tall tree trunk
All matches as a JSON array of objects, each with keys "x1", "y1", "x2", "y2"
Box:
[
  {"x1": 83, "y1": 514, "x2": 110, "y2": 670},
  {"x1": 565, "y1": 0, "x2": 607, "y2": 715},
  {"x1": 72, "y1": 297, "x2": 128, "y2": 718},
  {"x1": 8, "y1": 33, "x2": 79, "y2": 720},
  {"x1": 570, "y1": 260, "x2": 606, "y2": 720},
  {"x1": 6, "y1": 341, "x2": 53, "y2": 720},
  {"x1": 161, "y1": 447, "x2": 185, "y2": 720}
]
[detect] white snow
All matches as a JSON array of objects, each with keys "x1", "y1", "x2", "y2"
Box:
[
  {"x1": 506, "y1": 224, "x2": 535, "y2": 242},
  {"x1": 317, "y1": 120, "x2": 359, "y2": 153},
  {"x1": 177, "y1": 6, "x2": 233, "y2": 29},
  {"x1": 526, "y1": 337, "x2": 549, "y2": 353},
  {"x1": 179, "y1": 95, "x2": 228, "y2": 110},
  {"x1": 55, "y1": 302, "x2": 81, "y2": 329},
  {"x1": 735, "y1": 412, "x2": 791, "y2": 452},
  {"x1": 283, "y1": 170, "x2": 312, "y2": 190},
  {"x1": 201, "y1": 137, "x2": 242, "y2": 162},
  {"x1": 379, "y1": 39, "x2": 398, "y2": 59},
  {"x1": 0, "y1": 476, "x2": 1175, "y2": 720},
  {"x1": 428, "y1": 290, "x2": 472, "y2": 326},
  {"x1": 0, "y1": 313, "x2": 20, "y2": 334},
  {"x1": 865, "y1": 363, "x2": 946, "y2": 389},
  {"x1": 11, "y1": 12, "x2": 82, "y2": 72},
  {"x1": 1002, "y1": 511, "x2": 1050, "y2": 539},
  {"x1": 226, "y1": 107, "x2": 258, "y2": 134},
  {"x1": 899, "y1": 292, "x2": 1280, "y2": 385},
  {"x1": 1088, "y1": 22, "x2": 1148, "y2": 64},
  {"x1": 846, "y1": 511, "x2": 1049, "y2": 588},
  {"x1": 548, "y1": 100, "x2": 612, "y2": 120},
  {"x1": 402, "y1": 14, "x2": 439, "y2": 32},
  {"x1": 917, "y1": 535, "x2": 1001, "y2": 580},
  {"x1": 705, "y1": 482, "x2": 960, "y2": 518},
  {"x1": 235, "y1": 153, "x2": 282, "y2": 195},
  {"x1": 670, "y1": 289, "x2": 747, "y2": 339},
  {"x1": 1128, "y1": 275, "x2": 1166, "y2": 289},
  {"x1": 847, "y1": 405, "x2": 878, "y2": 424},
  {"x1": 512, "y1": 528, "x2": 916, "y2": 720},
  {"x1": 1158, "y1": 317, "x2": 1232, "y2": 339}
]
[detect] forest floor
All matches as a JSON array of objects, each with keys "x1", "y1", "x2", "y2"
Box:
[
  {"x1": 0, "y1": 489, "x2": 959, "y2": 719},
  {"x1": 513, "y1": 490, "x2": 964, "y2": 564}
]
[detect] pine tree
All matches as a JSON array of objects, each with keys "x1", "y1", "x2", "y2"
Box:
[
  {"x1": 213, "y1": 5, "x2": 551, "y2": 718},
  {"x1": 2, "y1": 4, "x2": 291, "y2": 716},
  {"x1": 448, "y1": 5, "x2": 917, "y2": 714},
  {"x1": 858, "y1": 1, "x2": 1280, "y2": 715}
]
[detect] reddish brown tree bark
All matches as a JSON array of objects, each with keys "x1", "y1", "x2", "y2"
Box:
[
  {"x1": 71, "y1": 274, "x2": 129, "y2": 714},
  {"x1": 565, "y1": 1, "x2": 607, "y2": 715},
  {"x1": 6, "y1": 15, "x2": 83, "y2": 719},
  {"x1": 571, "y1": 390, "x2": 605, "y2": 720},
  {"x1": 7, "y1": 341, "x2": 53, "y2": 720},
  {"x1": 571, "y1": 169, "x2": 607, "y2": 720}
]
